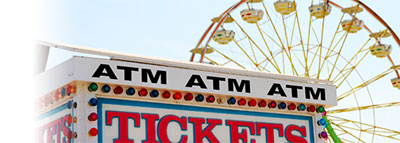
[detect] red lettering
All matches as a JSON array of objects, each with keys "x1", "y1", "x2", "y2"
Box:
[
  {"x1": 256, "y1": 122, "x2": 283, "y2": 143},
  {"x1": 142, "y1": 114, "x2": 160, "y2": 143},
  {"x1": 188, "y1": 118, "x2": 222, "y2": 143},
  {"x1": 158, "y1": 115, "x2": 188, "y2": 143},
  {"x1": 37, "y1": 114, "x2": 72, "y2": 143},
  {"x1": 106, "y1": 111, "x2": 140, "y2": 143},
  {"x1": 61, "y1": 115, "x2": 73, "y2": 143},
  {"x1": 46, "y1": 120, "x2": 55, "y2": 143},
  {"x1": 226, "y1": 120, "x2": 255, "y2": 143},
  {"x1": 44, "y1": 117, "x2": 62, "y2": 143},
  {"x1": 51, "y1": 118, "x2": 62, "y2": 143},
  {"x1": 285, "y1": 125, "x2": 307, "y2": 143}
]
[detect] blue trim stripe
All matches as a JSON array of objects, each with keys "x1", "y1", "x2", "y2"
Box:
[
  {"x1": 97, "y1": 98, "x2": 314, "y2": 143},
  {"x1": 37, "y1": 103, "x2": 69, "y2": 120}
]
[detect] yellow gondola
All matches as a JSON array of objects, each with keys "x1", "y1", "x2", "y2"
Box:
[
  {"x1": 369, "y1": 44, "x2": 392, "y2": 58},
  {"x1": 341, "y1": 19, "x2": 363, "y2": 33},
  {"x1": 247, "y1": 0, "x2": 263, "y2": 3},
  {"x1": 211, "y1": 16, "x2": 234, "y2": 23},
  {"x1": 341, "y1": 6, "x2": 363, "y2": 14},
  {"x1": 190, "y1": 47, "x2": 214, "y2": 54},
  {"x1": 309, "y1": 4, "x2": 332, "y2": 19},
  {"x1": 240, "y1": 9, "x2": 264, "y2": 24},
  {"x1": 391, "y1": 78, "x2": 400, "y2": 90},
  {"x1": 369, "y1": 30, "x2": 391, "y2": 38},
  {"x1": 213, "y1": 29, "x2": 235, "y2": 44},
  {"x1": 274, "y1": 0, "x2": 296, "y2": 15}
]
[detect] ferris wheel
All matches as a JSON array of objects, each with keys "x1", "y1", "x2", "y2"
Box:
[{"x1": 190, "y1": 0, "x2": 400, "y2": 142}]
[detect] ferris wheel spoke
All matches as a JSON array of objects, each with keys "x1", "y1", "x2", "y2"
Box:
[
  {"x1": 318, "y1": 13, "x2": 345, "y2": 77},
  {"x1": 290, "y1": 50, "x2": 306, "y2": 71},
  {"x1": 327, "y1": 137, "x2": 332, "y2": 143},
  {"x1": 304, "y1": 0, "x2": 315, "y2": 77},
  {"x1": 307, "y1": 45, "x2": 321, "y2": 73},
  {"x1": 336, "y1": 137, "x2": 356, "y2": 143},
  {"x1": 334, "y1": 51, "x2": 369, "y2": 87},
  {"x1": 245, "y1": 4, "x2": 259, "y2": 65},
  {"x1": 261, "y1": 1, "x2": 285, "y2": 50},
  {"x1": 289, "y1": 15, "x2": 297, "y2": 47},
  {"x1": 208, "y1": 46, "x2": 246, "y2": 69},
  {"x1": 306, "y1": 29, "x2": 323, "y2": 77},
  {"x1": 333, "y1": 49, "x2": 372, "y2": 87},
  {"x1": 281, "y1": 15, "x2": 297, "y2": 76},
  {"x1": 204, "y1": 56, "x2": 220, "y2": 66},
  {"x1": 328, "y1": 30, "x2": 351, "y2": 80},
  {"x1": 324, "y1": 32, "x2": 346, "y2": 60},
  {"x1": 261, "y1": 1, "x2": 299, "y2": 76},
  {"x1": 261, "y1": 29, "x2": 282, "y2": 48},
  {"x1": 232, "y1": 40, "x2": 262, "y2": 71},
  {"x1": 259, "y1": 64, "x2": 272, "y2": 73},
  {"x1": 293, "y1": 6, "x2": 308, "y2": 77},
  {"x1": 282, "y1": 51, "x2": 285, "y2": 74},
  {"x1": 255, "y1": 23, "x2": 281, "y2": 72},
  {"x1": 221, "y1": 60, "x2": 233, "y2": 66},
  {"x1": 328, "y1": 102, "x2": 400, "y2": 114},
  {"x1": 310, "y1": 25, "x2": 320, "y2": 43},
  {"x1": 306, "y1": 26, "x2": 322, "y2": 76},
  {"x1": 230, "y1": 15, "x2": 281, "y2": 72},
  {"x1": 331, "y1": 37, "x2": 372, "y2": 82},
  {"x1": 287, "y1": 54, "x2": 299, "y2": 76},
  {"x1": 328, "y1": 115, "x2": 400, "y2": 141},
  {"x1": 316, "y1": 3, "x2": 328, "y2": 79},
  {"x1": 307, "y1": 25, "x2": 322, "y2": 73},
  {"x1": 338, "y1": 68, "x2": 393, "y2": 101},
  {"x1": 330, "y1": 121, "x2": 367, "y2": 143},
  {"x1": 237, "y1": 36, "x2": 247, "y2": 43},
  {"x1": 281, "y1": 15, "x2": 290, "y2": 49},
  {"x1": 258, "y1": 17, "x2": 270, "y2": 27},
  {"x1": 248, "y1": 38, "x2": 259, "y2": 64}
]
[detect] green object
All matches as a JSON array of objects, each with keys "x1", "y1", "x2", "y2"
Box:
[
  {"x1": 318, "y1": 106, "x2": 325, "y2": 113},
  {"x1": 323, "y1": 116, "x2": 341, "y2": 143},
  {"x1": 88, "y1": 83, "x2": 98, "y2": 92},
  {"x1": 299, "y1": 104, "x2": 306, "y2": 111}
]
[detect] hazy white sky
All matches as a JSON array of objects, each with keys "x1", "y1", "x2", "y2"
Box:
[
  {"x1": 1, "y1": 0, "x2": 399, "y2": 142},
  {"x1": 38, "y1": 0, "x2": 400, "y2": 69}
]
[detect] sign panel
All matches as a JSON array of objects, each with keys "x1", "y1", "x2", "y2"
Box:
[
  {"x1": 36, "y1": 103, "x2": 74, "y2": 143},
  {"x1": 74, "y1": 57, "x2": 337, "y2": 106},
  {"x1": 98, "y1": 98, "x2": 315, "y2": 143}
]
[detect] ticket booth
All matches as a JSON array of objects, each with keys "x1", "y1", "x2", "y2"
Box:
[{"x1": 35, "y1": 42, "x2": 337, "y2": 143}]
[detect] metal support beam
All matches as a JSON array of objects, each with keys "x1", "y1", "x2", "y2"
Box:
[
  {"x1": 323, "y1": 116, "x2": 341, "y2": 143},
  {"x1": 34, "y1": 44, "x2": 50, "y2": 74}
]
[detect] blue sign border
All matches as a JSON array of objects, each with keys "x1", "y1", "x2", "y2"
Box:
[
  {"x1": 97, "y1": 98, "x2": 314, "y2": 143},
  {"x1": 37, "y1": 102, "x2": 69, "y2": 120}
]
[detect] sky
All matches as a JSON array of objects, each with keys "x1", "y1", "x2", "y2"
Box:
[{"x1": 0, "y1": 0, "x2": 399, "y2": 142}]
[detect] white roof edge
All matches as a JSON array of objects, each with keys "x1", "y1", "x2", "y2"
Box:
[
  {"x1": 35, "y1": 58, "x2": 75, "y2": 96},
  {"x1": 38, "y1": 41, "x2": 333, "y2": 85}
]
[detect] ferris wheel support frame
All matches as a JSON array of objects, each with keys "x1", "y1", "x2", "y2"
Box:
[{"x1": 323, "y1": 116, "x2": 341, "y2": 143}]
